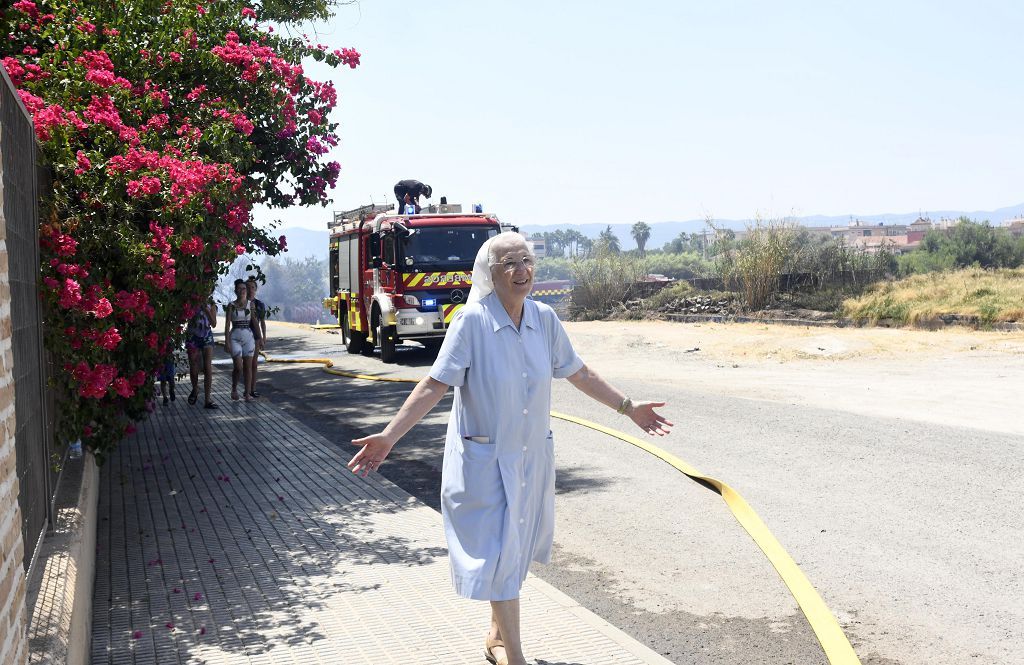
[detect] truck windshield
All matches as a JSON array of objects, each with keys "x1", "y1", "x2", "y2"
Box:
[{"x1": 400, "y1": 226, "x2": 497, "y2": 271}]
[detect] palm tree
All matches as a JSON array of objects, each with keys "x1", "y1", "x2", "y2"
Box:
[
  {"x1": 597, "y1": 225, "x2": 621, "y2": 254},
  {"x1": 631, "y1": 221, "x2": 651, "y2": 256}
]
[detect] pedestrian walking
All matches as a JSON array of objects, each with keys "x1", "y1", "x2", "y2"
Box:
[
  {"x1": 186, "y1": 294, "x2": 218, "y2": 409},
  {"x1": 224, "y1": 279, "x2": 257, "y2": 402},
  {"x1": 246, "y1": 277, "x2": 267, "y2": 398},
  {"x1": 157, "y1": 354, "x2": 176, "y2": 405},
  {"x1": 348, "y1": 232, "x2": 671, "y2": 665}
]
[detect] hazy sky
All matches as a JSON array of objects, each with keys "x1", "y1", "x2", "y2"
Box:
[{"x1": 255, "y1": 0, "x2": 1024, "y2": 232}]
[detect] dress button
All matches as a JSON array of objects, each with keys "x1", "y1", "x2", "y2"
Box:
[
  {"x1": 522, "y1": 372, "x2": 527, "y2": 378},
  {"x1": 519, "y1": 518, "x2": 525, "y2": 524},
  {"x1": 521, "y1": 446, "x2": 527, "y2": 452},
  {"x1": 522, "y1": 408, "x2": 528, "y2": 415},
  {"x1": 521, "y1": 482, "x2": 526, "y2": 488}
]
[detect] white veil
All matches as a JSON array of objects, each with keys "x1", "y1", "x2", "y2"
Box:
[{"x1": 467, "y1": 231, "x2": 525, "y2": 305}]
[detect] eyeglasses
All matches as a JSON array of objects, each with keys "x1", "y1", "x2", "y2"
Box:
[{"x1": 492, "y1": 257, "x2": 535, "y2": 273}]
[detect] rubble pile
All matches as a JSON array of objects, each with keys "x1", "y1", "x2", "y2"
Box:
[
  {"x1": 652, "y1": 295, "x2": 737, "y2": 316},
  {"x1": 613, "y1": 294, "x2": 738, "y2": 319}
]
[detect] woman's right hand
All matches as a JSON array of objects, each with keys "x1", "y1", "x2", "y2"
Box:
[{"x1": 348, "y1": 434, "x2": 395, "y2": 477}]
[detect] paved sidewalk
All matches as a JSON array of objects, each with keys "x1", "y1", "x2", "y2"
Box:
[{"x1": 91, "y1": 370, "x2": 675, "y2": 665}]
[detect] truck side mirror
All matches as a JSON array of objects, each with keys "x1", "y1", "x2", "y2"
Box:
[{"x1": 369, "y1": 232, "x2": 382, "y2": 267}]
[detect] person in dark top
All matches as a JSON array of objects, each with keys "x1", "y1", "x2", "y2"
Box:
[
  {"x1": 246, "y1": 278, "x2": 267, "y2": 399},
  {"x1": 394, "y1": 179, "x2": 432, "y2": 213},
  {"x1": 186, "y1": 295, "x2": 218, "y2": 409}
]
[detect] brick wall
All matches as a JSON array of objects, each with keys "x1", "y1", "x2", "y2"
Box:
[{"x1": 0, "y1": 169, "x2": 28, "y2": 665}]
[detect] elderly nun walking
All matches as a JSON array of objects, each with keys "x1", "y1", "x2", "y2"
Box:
[{"x1": 348, "y1": 231, "x2": 672, "y2": 665}]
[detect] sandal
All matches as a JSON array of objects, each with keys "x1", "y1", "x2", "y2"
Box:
[
  {"x1": 204, "y1": 402, "x2": 219, "y2": 410},
  {"x1": 231, "y1": 390, "x2": 239, "y2": 401},
  {"x1": 188, "y1": 390, "x2": 198, "y2": 405},
  {"x1": 484, "y1": 637, "x2": 508, "y2": 665}
]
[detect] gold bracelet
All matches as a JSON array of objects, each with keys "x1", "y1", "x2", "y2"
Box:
[{"x1": 617, "y1": 396, "x2": 632, "y2": 414}]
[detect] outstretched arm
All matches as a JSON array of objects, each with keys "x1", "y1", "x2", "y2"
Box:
[
  {"x1": 566, "y1": 364, "x2": 673, "y2": 436},
  {"x1": 348, "y1": 376, "x2": 450, "y2": 476}
]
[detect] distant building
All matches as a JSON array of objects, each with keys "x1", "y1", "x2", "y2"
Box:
[
  {"x1": 909, "y1": 216, "x2": 933, "y2": 232},
  {"x1": 523, "y1": 234, "x2": 547, "y2": 258},
  {"x1": 1003, "y1": 216, "x2": 1024, "y2": 237}
]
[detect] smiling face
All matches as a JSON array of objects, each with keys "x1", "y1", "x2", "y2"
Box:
[
  {"x1": 488, "y1": 233, "x2": 535, "y2": 304},
  {"x1": 234, "y1": 280, "x2": 247, "y2": 300}
]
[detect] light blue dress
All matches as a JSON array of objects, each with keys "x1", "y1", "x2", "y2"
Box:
[{"x1": 429, "y1": 292, "x2": 584, "y2": 600}]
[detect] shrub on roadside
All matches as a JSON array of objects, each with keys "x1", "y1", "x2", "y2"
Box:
[
  {"x1": 1, "y1": 0, "x2": 359, "y2": 459},
  {"x1": 716, "y1": 222, "x2": 797, "y2": 310},
  {"x1": 842, "y1": 268, "x2": 1024, "y2": 325},
  {"x1": 568, "y1": 250, "x2": 645, "y2": 319}
]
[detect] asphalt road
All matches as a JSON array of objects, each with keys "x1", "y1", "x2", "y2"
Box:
[{"x1": 231, "y1": 322, "x2": 1023, "y2": 665}]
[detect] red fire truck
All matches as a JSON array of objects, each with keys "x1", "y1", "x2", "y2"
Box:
[{"x1": 323, "y1": 202, "x2": 505, "y2": 363}]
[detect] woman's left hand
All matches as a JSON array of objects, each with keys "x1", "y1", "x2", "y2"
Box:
[{"x1": 628, "y1": 401, "x2": 673, "y2": 436}]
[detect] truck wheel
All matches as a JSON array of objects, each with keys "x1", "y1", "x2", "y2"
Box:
[
  {"x1": 342, "y1": 314, "x2": 364, "y2": 355},
  {"x1": 378, "y1": 321, "x2": 398, "y2": 364}
]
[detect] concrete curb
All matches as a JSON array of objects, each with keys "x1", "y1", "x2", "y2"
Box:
[{"x1": 26, "y1": 451, "x2": 99, "y2": 665}]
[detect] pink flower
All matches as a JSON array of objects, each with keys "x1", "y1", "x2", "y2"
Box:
[
  {"x1": 305, "y1": 136, "x2": 326, "y2": 155},
  {"x1": 112, "y1": 377, "x2": 133, "y2": 398},
  {"x1": 235, "y1": 244, "x2": 246, "y2": 255},
  {"x1": 74, "y1": 150, "x2": 91, "y2": 175},
  {"x1": 58, "y1": 279, "x2": 82, "y2": 309},
  {"x1": 181, "y1": 236, "x2": 204, "y2": 256},
  {"x1": 72, "y1": 362, "x2": 117, "y2": 399},
  {"x1": 92, "y1": 298, "x2": 113, "y2": 319},
  {"x1": 242, "y1": 7, "x2": 257, "y2": 19},
  {"x1": 334, "y1": 47, "x2": 361, "y2": 69},
  {"x1": 126, "y1": 177, "x2": 162, "y2": 198},
  {"x1": 231, "y1": 113, "x2": 253, "y2": 136},
  {"x1": 53, "y1": 233, "x2": 77, "y2": 257},
  {"x1": 12, "y1": 1, "x2": 38, "y2": 18},
  {"x1": 97, "y1": 327, "x2": 121, "y2": 350}
]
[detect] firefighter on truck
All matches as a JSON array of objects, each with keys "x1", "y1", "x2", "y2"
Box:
[{"x1": 323, "y1": 201, "x2": 506, "y2": 363}]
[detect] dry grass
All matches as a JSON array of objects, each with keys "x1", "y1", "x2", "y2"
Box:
[{"x1": 841, "y1": 268, "x2": 1024, "y2": 325}]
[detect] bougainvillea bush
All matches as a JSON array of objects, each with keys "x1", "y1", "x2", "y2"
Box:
[{"x1": 1, "y1": 0, "x2": 359, "y2": 460}]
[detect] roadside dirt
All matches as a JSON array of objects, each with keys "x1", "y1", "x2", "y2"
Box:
[{"x1": 562, "y1": 320, "x2": 1024, "y2": 436}]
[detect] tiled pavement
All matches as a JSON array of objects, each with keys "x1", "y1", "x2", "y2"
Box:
[{"x1": 90, "y1": 369, "x2": 675, "y2": 665}]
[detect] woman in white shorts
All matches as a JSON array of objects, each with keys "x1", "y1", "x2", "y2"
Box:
[{"x1": 224, "y1": 278, "x2": 258, "y2": 402}]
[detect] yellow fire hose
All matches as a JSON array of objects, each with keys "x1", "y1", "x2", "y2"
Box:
[{"x1": 262, "y1": 352, "x2": 861, "y2": 664}]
